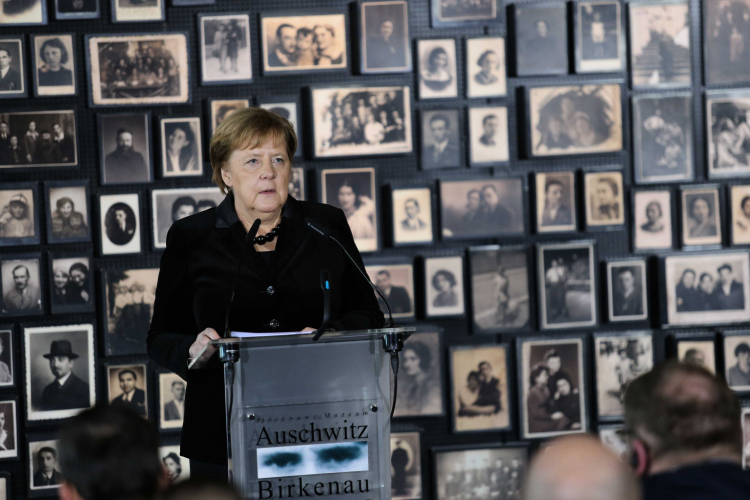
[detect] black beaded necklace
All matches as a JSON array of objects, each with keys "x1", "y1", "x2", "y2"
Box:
[{"x1": 253, "y1": 223, "x2": 281, "y2": 245}]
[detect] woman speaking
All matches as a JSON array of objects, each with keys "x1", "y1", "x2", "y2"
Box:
[{"x1": 147, "y1": 108, "x2": 384, "y2": 479}]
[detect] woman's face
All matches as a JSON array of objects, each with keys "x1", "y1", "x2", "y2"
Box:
[
  {"x1": 163, "y1": 458, "x2": 179, "y2": 480},
  {"x1": 481, "y1": 53, "x2": 497, "y2": 72},
  {"x1": 222, "y1": 136, "x2": 290, "y2": 216},
  {"x1": 9, "y1": 204, "x2": 24, "y2": 219},
  {"x1": 60, "y1": 201, "x2": 73, "y2": 219},
  {"x1": 314, "y1": 27, "x2": 332, "y2": 50},
  {"x1": 700, "y1": 275, "x2": 714, "y2": 293},
  {"x1": 54, "y1": 271, "x2": 68, "y2": 289},
  {"x1": 338, "y1": 186, "x2": 356, "y2": 211},
  {"x1": 681, "y1": 272, "x2": 695, "y2": 288},
  {"x1": 44, "y1": 46, "x2": 63, "y2": 70},
  {"x1": 692, "y1": 199, "x2": 710, "y2": 223},
  {"x1": 168, "y1": 128, "x2": 188, "y2": 153},
  {"x1": 467, "y1": 376, "x2": 479, "y2": 391},
  {"x1": 646, "y1": 203, "x2": 660, "y2": 222},
  {"x1": 435, "y1": 274, "x2": 451, "y2": 292},
  {"x1": 433, "y1": 52, "x2": 448, "y2": 70},
  {"x1": 535, "y1": 369, "x2": 549, "y2": 386},
  {"x1": 402, "y1": 348, "x2": 421, "y2": 376}
]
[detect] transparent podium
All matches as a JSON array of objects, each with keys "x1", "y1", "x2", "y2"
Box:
[{"x1": 211, "y1": 327, "x2": 414, "y2": 500}]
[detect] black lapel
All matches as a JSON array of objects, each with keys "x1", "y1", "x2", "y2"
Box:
[{"x1": 276, "y1": 196, "x2": 312, "y2": 280}]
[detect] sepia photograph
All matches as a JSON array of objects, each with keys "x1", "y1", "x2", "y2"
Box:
[
  {"x1": 360, "y1": 0, "x2": 411, "y2": 74},
  {"x1": 289, "y1": 166, "x2": 305, "y2": 201},
  {"x1": 0, "y1": 0, "x2": 47, "y2": 25},
  {"x1": 0, "y1": 110, "x2": 77, "y2": 169},
  {"x1": 440, "y1": 178, "x2": 524, "y2": 240},
  {"x1": 731, "y1": 185, "x2": 750, "y2": 245},
  {"x1": 607, "y1": 260, "x2": 648, "y2": 322},
  {"x1": 706, "y1": 91, "x2": 750, "y2": 178},
  {"x1": 433, "y1": 444, "x2": 526, "y2": 500},
  {"x1": 199, "y1": 13, "x2": 252, "y2": 85},
  {"x1": 390, "y1": 432, "x2": 421, "y2": 500},
  {"x1": 450, "y1": 344, "x2": 510, "y2": 433},
  {"x1": 469, "y1": 106, "x2": 509, "y2": 166},
  {"x1": 665, "y1": 252, "x2": 750, "y2": 326},
  {"x1": 27, "y1": 438, "x2": 61, "y2": 495},
  {"x1": 418, "y1": 39, "x2": 458, "y2": 99},
  {"x1": 528, "y1": 83, "x2": 622, "y2": 157},
  {"x1": 111, "y1": 0, "x2": 163, "y2": 23},
  {"x1": 575, "y1": 0, "x2": 624, "y2": 73},
  {"x1": 1, "y1": 254, "x2": 42, "y2": 316},
  {"x1": 514, "y1": 3, "x2": 568, "y2": 76},
  {"x1": 724, "y1": 334, "x2": 750, "y2": 391},
  {"x1": 0, "y1": 37, "x2": 26, "y2": 98},
  {"x1": 744, "y1": 408, "x2": 750, "y2": 469},
  {"x1": 431, "y1": 0, "x2": 502, "y2": 27},
  {"x1": 99, "y1": 193, "x2": 141, "y2": 256},
  {"x1": 86, "y1": 33, "x2": 189, "y2": 106},
  {"x1": 681, "y1": 187, "x2": 722, "y2": 247},
  {"x1": 704, "y1": 0, "x2": 750, "y2": 85},
  {"x1": 107, "y1": 363, "x2": 147, "y2": 417},
  {"x1": 585, "y1": 170, "x2": 624, "y2": 227},
  {"x1": 152, "y1": 187, "x2": 224, "y2": 249},
  {"x1": 102, "y1": 268, "x2": 158, "y2": 356},
  {"x1": 99, "y1": 112, "x2": 153, "y2": 185},
  {"x1": 261, "y1": 11, "x2": 348, "y2": 74},
  {"x1": 0, "y1": 328, "x2": 13, "y2": 388},
  {"x1": 391, "y1": 186, "x2": 433, "y2": 245},
  {"x1": 535, "y1": 171, "x2": 577, "y2": 233},
  {"x1": 32, "y1": 34, "x2": 76, "y2": 97},
  {"x1": 633, "y1": 94, "x2": 693, "y2": 184},
  {"x1": 54, "y1": 0, "x2": 98, "y2": 19},
  {"x1": 393, "y1": 331, "x2": 443, "y2": 418},
  {"x1": 628, "y1": 1, "x2": 691, "y2": 88},
  {"x1": 320, "y1": 167, "x2": 378, "y2": 252},
  {"x1": 421, "y1": 109, "x2": 461, "y2": 170},
  {"x1": 49, "y1": 254, "x2": 94, "y2": 314},
  {"x1": 258, "y1": 96, "x2": 303, "y2": 158},
  {"x1": 0, "y1": 400, "x2": 17, "y2": 459},
  {"x1": 366, "y1": 263, "x2": 414, "y2": 319},
  {"x1": 159, "y1": 117, "x2": 203, "y2": 177},
  {"x1": 46, "y1": 181, "x2": 90, "y2": 244},
  {"x1": 519, "y1": 337, "x2": 587, "y2": 438},
  {"x1": 594, "y1": 332, "x2": 653, "y2": 418},
  {"x1": 311, "y1": 85, "x2": 412, "y2": 158},
  {"x1": 0, "y1": 184, "x2": 39, "y2": 246},
  {"x1": 209, "y1": 98, "x2": 249, "y2": 135},
  {"x1": 24, "y1": 324, "x2": 95, "y2": 421},
  {"x1": 538, "y1": 242, "x2": 597, "y2": 329},
  {"x1": 425, "y1": 255, "x2": 465, "y2": 317},
  {"x1": 633, "y1": 189, "x2": 673, "y2": 250},
  {"x1": 676, "y1": 338, "x2": 716, "y2": 373},
  {"x1": 466, "y1": 37, "x2": 506, "y2": 98},
  {"x1": 159, "y1": 372, "x2": 185, "y2": 429},
  {"x1": 599, "y1": 425, "x2": 629, "y2": 461},
  {"x1": 159, "y1": 445, "x2": 190, "y2": 484}
]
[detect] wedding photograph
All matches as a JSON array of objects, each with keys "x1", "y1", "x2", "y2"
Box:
[
  {"x1": 45, "y1": 181, "x2": 91, "y2": 244},
  {"x1": 418, "y1": 38, "x2": 458, "y2": 99},
  {"x1": 320, "y1": 167, "x2": 378, "y2": 252},
  {"x1": 102, "y1": 267, "x2": 158, "y2": 356},
  {"x1": 424, "y1": 255, "x2": 465, "y2": 317},
  {"x1": 198, "y1": 13, "x2": 252, "y2": 85},
  {"x1": 680, "y1": 186, "x2": 722, "y2": 247},
  {"x1": 706, "y1": 90, "x2": 750, "y2": 178},
  {"x1": 0, "y1": 110, "x2": 77, "y2": 169},
  {"x1": 465, "y1": 37, "x2": 506, "y2": 98},
  {"x1": 633, "y1": 189, "x2": 674, "y2": 251},
  {"x1": 594, "y1": 332, "x2": 653, "y2": 418},
  {"x1": 0, "y1": 183, "x2": 40, "y2": 246},
  {"x1": 0, "y1": 37, "x2": 27, "y2": 98},
  {"x1": 392, "y1": 331, "x2": 444, "y2": 418},
  {"x1": 514, "y1": 3, "x2": 568, "y2": 76},
  {"x1": 535, "y1": 171, "x2": 577, "y2": 233},
  {"x1": 151, "y1": 187, "x2": 224, "y2": 249},
  {"x1": 585, "y1": 170, "x2": 624, "y2": 227},
  {"x1": 391, "y1": 186, "x2": 434, "y2": 246},
  {"x1": 31, "y1": 34, "x2": 76, "y2": 96},
  {"x1": 359, "y1": 0, "x2": 411, "y2": 74},
  {"x1": 99, "y1": 193, "x2": 141, "y2": 256},
  {"x1": 607, "y1": 260, "x2": 648, "y2": 322},
  {"x1": 575, "y1": 0, "x2": 624, "y2": 73}
]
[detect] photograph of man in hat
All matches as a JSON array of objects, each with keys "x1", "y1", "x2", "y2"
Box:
[{"x1": 39, "y1": 340, "x2": 90, "y2": 411}]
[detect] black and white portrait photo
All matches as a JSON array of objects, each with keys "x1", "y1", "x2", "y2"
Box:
[
  {"x1": 0, "y1": 110, "x2": 77, "y2": 168},
  {"x1": 676, "y1": 339, "x2": 716, "y2": 374},
  {"x1": 421, "y1": 109, "x2": 461, "y2": 169},
  {"x1": 209, "y1": 99, "x2": 249, "y2": 135},
  {"x1": 431, "y1": 0, "x2": 501, "y2": 27},
  {"x1": 576, "y1": 0, "x2": 624, "y2": 73},
  {"x1": 535, "y1": 171, "x2": 577, "y2": 233},
  {"x1": 49, "y1": 255, "x2": 94, "y2": 314},
  {"x1": 0, "y1": 329, "x2": 13, "y2": 387},
  {"x1": 289, "y1": 167, "x2": 305, "y2": 201},
  {"x1": 594, "y1": 333, "x2": 653, "y2": 418},
  {"x1": 731, "y1": 185, "x2": 750, "y2": 244},
  {"x1": 0, "y1": 400, "x2": 17, "y2": 459},
  {"x1": 633, "y1": 190, "x2": 673, "y2": 250},
  {"x1": 433, "y1": 445, "x2": 526, "y2": 500},
  {"x1": 159, "y1": 445, "x2": 190, "y2": 484},
  {"x1": 440, "y1": 178, "x2": 524, "y2": 239},
  {"x1": 99, "y1": 193, "x2": 141, "y2": 255},
  {"x1": 470, "y1": 246, "x2": 530, "y2": 334},
  {"x1": 391, "y1": 187, "x2": 433, "y2": 245},
  {"x1": 46, "y1": 182, "x2": 90, "y2": 243},
  {"x1": 665, "y1": 252, "x2": 750, "y2": 326},
  {"x1": 0, "y1": 37, "x2": 26, "y2": 98},
  {"x1": 451, "y1": 345, "x2": 510, "y2": 432},
  {"x1": 85, "y1": 33, "x2": 189, "y2": 106},
  {"x1": 366, "y1": 263, "x2": 414, "y2": 319},
  {"x1": 425, "y1": 255, "x2": 465, "y2": 317},
  {"x1": 633, "y1": 94, "x2": 693, "y2": 184},
  {"x1": 321, "y1": 167, "x2": 378, "y2": 252},
  {"x1": 538, "y1": 242, "x2": 597, "y2": 329},
  {"x1": 107, "y1": 364, "x2": 147, "y2": 417},
  {"x1": 528, "y1": 84, "x2": 623, "y2": 157},
  {"x1": 103, "y1": 268, "x2": 158, "y2": 356},
  {"x1": 681, "y1": 187, "x2": 722, "y2": 246},
  {"x1": 390, "y1": 432, "x2": 421, "y2": 500},
  {"x1": 199, "y1": 13, "x2": 252, "y2": 84},
  {"x1": 607, "y1": 260, "x2": 648, "y2": 322},
  {"x1": 159, "y1": 117, "x2": 202, "y2": 177},
  {"x1": 393, "y1": 331, "x2": 443, "y2": 418},
  {"x1": 706, "y1": 91, "x2": 750, "y2": 178},
  {"x1": 585, "y1": 171, "x2": 624, "y2": 227},
  {"x1": 418, "y1": 39, "x2": 458, "y2": 99},
  {"x1": 520, "y1": 337, "x2": 587, "y2": 438},
  {"x1": 628, "y1": 2, "x2": 691, "y2": 87},
  {"x1": 0, "y1": 0, "x2": 46, "y2": 25},
  {"x1": 466, "y1": 37, "x2": 506, "y2": 98},
  {"x1": 54, "y1": 0, "x2": 98, "y2": 19},
  {"x1": 152, "y1": 187, "x2": 224, "y2": 249},
  {"x1": 32, "y1": 34, "x2": 75, "y2": 97},
  {"x1": 704, "y1": 0, "x2": 750, "y2": 85},
  {"x1": 514, "y1": 3, "x2": 568, "y2": 76},
  {"x1": 258, "y1": 97, "x2": 303, "y2": 158},
  {"x1": 724, "y1": 334, "x2": 750, "y2": 390},
  {"x1": 469, "y1": 106, "x2": 509, "y2": 165},
  {"x1": 360, "y1": 0, "x2": 411, "y2": 74},
  {"x1": 0, "y1": 186, "x2": 39, "y2": 246},
  {"x1": 1, "y1": 255, "x2": 42, "y2": 316},
  {"x1": 159, "y1": 372, "x2": 185, "y2": 429},
  {"x1": 261, "y1": 12, "x2": 348, "y2": 74},
  {"x1": 311, "y1": 85, "x2": 412, "y2": 158},
  {"x1": 28, "y1": 439, "x2": 62, "y2": 493},
  {"x1": 99, "y1": 113, "x2": 152, "y2": 185},
  {"x1": 24, "y1": 324, "x2": 95, "y2": 421},
  {"x1": 111, "y1": 0, "x2": 162, "y2": 22}
]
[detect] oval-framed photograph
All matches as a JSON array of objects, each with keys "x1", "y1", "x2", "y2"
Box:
[{"x1": 98, "y1": 193, "x2": 141, "y2": 256}]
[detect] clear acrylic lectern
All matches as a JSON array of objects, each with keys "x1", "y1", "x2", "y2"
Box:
[{"x1": 210, "y1": 327, "x2": 414, "y2": 500}]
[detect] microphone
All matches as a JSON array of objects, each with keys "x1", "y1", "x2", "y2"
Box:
[
  {"x1": 223, "y1": 219, "x2": 262, "y2": 338},
  {"x1": 304, "y1": 217, "x2": 395, "y2": 330}
]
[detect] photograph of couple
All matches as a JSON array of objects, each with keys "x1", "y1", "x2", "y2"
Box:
[
  {"x1": 451, "y1": 345, "x2": 509, "y2": 432},
  {"x1": 262, "y1": 13, "x2": 347, "y2": 73}
]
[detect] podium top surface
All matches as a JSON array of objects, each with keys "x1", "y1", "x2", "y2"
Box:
[{"x1": 209, "y1": 326, "x2": 415, "y2": 348}]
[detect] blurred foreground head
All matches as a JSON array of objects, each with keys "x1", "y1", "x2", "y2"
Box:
[{"x1": 161, "y1": 479, "x2": 242, "y2": 500}]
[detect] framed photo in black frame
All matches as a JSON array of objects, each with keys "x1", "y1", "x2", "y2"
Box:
[
  {"x1": 0, "y1": 109, "x2": 78, "y2": 170},
  {"x1": 430, "y1": 0, "x2": 503, "y2": 28},
  {"x1": 0, "y1": 36, "x2": 27, "y2": 99},
  {"x1": 673, "y1": 332, "x2": 717, "y2": 374},
  {"x1": 421, "y1": 109, "x2": 462, "y2": 170},
  {"x1": 466, "y1": 37, "x2": 506, "y2": 98},
  {"x1": 105, "y1": 361, "x2": 149, "y2": 417},
  {"x1": 606, "y1": 259, "x2": 648, "y2": 322},
  {"x1": 424, "y1": 254, "x2": 465, "y2": 318},
  {"x1": 48, "y1": 252, "x2": 95, "y2": 315},
  {"x1": 26, "y1": 433, "x2": 61, "y2": 498},
  {"x1": 365, "y1": 259, "x2": 415, "y2": 321},
  {"x1": 584, "y1": 170, "x2": 625, "y2": 229},
  {"x1": 0, "y1": 399, "x2": 17, "y2": 459},
  {"x1": 358, "y1": 0, "x2": 411, "y2": 75},
  {"x1": 258, "y1": 95, "x2": 303, "y2": 158},
  {"x1": 101, "y1": 267, "x2": 159, "y2": 356},
  {"x1": 680, "y1": 185, "x2": 722, "y2": 248},
  {"x1": 0, "y1": 182, "x2": 40, "y2": 247},
  {"x1": 98, "y1": 193, "x2": 141, "y2": 256},
  {"x1": 534, "y1": 171, "x2": 577, "y2": 234},
  {"x1": 110, "y1": 0, "x2": 164, "y2": 23},
  {"x1": 391, "y1": 185, "x2": 434, "y2": 246},
  {"x1": 514, "y1": 3, "x2": 569, "y2": 77},
  {"x1": 198, "y1": 13, "x2": 253, "y2": 85},
  {"x1": 319, "y1": 167, "x2": 379, "y2": 253},
  {"x1": 574, "y1": 0, "x2": 625, "y2": 73},
  {"x1": 98, "y1": 112, "x2": 153, "y2": 186},
  {"x1": 0, "y1": 253, "x2": 43, "y2": 317},
  {"x1": 392, "y1": 330, "x2": 444, "y2": 418},
  {"x1": 45, "y1": 180, "x2": 91, "y2": 244},
  {"x1": 0, "y1": 0, "x2": 47, "y2": 25},
  {"x1": 706, "y1": 90, "x2": 750, "y2": 179},
  {"x1": 31, "y1": 34, "x2": 76, "y2": 97},
  {"x1": 0, "y1": 326, "x2": 15, "y2": 388},
  {"x1": 159, "y1": 117, "x2": 203, "y2": 178},
  {"x1": 632, "y1": 189, "x2": 674, "y2": 251}
]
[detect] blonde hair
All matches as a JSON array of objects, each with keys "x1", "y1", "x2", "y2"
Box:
[{"x1": 209, "y1": 107, "x2": 297, "y2": 194}]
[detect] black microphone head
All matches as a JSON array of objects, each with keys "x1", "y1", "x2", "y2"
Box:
[
  {"x1": 245, "y1": 219, "x2": 262, "y2": 243},
  {"x1": 304, "y1": 217, "x2": 331, "y2": 239}
]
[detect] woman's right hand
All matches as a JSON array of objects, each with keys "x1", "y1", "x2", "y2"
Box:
[{"x1": 188, "y1": 328, "x2": 220, "y2": 369}]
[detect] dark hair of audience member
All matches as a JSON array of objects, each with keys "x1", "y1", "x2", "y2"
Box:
[{"x1": 161, "y1": 479, "x2": 242, "y2": 500}]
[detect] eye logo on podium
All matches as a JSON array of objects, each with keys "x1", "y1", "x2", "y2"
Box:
[{"x1": 257, "y1": 441, "x2": 369, "y2": 479}]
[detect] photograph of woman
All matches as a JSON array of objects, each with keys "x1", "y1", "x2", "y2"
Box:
[
  {"x1": 159, "y1": 447, "x2": 190, "y2": 484},
  {"x1": 634, "y1": 190, "x2": 673, "y2": 250},
  {"x1": 33, "y1": 36, "x2": 75, "y2": 96},
  {"x1": 451, "y1": 345, "x2": 509, "y2": 432},
  {"x1": 160, "y1": 118, "x2": 202, "y2": 177},
  {"x1": 321, "y1": 167, "x2": 378, "y2": 252},
  {"x1": 682, "y1": 189, "x2": 721, "y2": 246},
  {"x1": 48, "y1": 188, "x2": 89, "y2": 242},
  {"x1": 418, "y1": 39, "x2": 458, "y2": 99},
  {"x1": 425, "y1": 256, "x2": 465, "y2": 317},
  {"x1": 49, "y1": 257, "x2": 93, "y2": 313},
  {"x1": 394, "y1": 332, "x2": 443, "y2": 418},
  {"x1": 0, "y1": 191, "x2": 36, "y2": 243},
  {"x1": 466, "y1": 37, "x2": 506, "y2": 98}
]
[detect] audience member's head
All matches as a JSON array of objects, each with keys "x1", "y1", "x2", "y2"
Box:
[{"x1": 161, "y1": 479, "x2": 242, "y2": 500}]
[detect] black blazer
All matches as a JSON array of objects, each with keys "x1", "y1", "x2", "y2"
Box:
[{"x1": 147, "y1": 195, "x2": 384, "y2": 464}]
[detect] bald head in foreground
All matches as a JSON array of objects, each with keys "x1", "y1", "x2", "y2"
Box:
[{"x1": 523, "y1": 435, "x2": 641, "y2": 500}]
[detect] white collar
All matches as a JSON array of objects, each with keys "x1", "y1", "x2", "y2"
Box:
[
  {"x1": 0, "y1": 67, "x2": 8, "y2": 78},
  {"x1": 57, "y1": 371, "x2": 72, "y2": 387}
]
